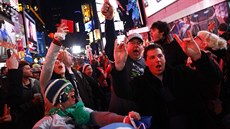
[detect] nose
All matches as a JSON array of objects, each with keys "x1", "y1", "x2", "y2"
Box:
[{"x1": 155, "y1": 56, "x2": 160, "y2": 61}]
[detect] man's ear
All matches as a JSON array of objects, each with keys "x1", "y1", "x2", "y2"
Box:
[{"x1": 160, "y1": 31, "x2": 164, "y2": 39}]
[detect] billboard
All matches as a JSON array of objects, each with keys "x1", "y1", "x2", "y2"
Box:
[
  {"x1": 144, "y1": 0, "x2": 177, "y2": 17},
  {"x1": 36, "y1": 32, "x2": 46, "y2": 57},
  {"x1": 169, "y1": 1, "x2": 229, "y2": 39},
  {"x1": 24, "y1": 11, "x2": 38, "y2": 53},
  {"x1": 0, "y1": 17, "x2": 15, "y2": 60},
  {"x1": 84, "y1": 20, "x2": 94, "y2": 32},
  {"x1": 95, "y1": 0, "x2": 145, "y2": 32},
  {"x1": 0, "y1": 18, "x2": 15, "y2": 44}
]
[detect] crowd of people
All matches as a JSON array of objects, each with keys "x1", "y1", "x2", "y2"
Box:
[{"x1": 0, "y1": 1, "x2": 230, "y2": 129}]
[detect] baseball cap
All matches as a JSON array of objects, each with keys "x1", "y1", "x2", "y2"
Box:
[{"x1": 126, "y1": 33, "x2": 144, "y2": 43}]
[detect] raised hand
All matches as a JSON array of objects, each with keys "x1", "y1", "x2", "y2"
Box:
[
  {"x1": 101, "y1": 0, "x2": 113, "y2": 20},
  {"x1": 173, "y1": 31, "x2": 201, "y2": 61},
  {"x1": 54, "y1": 23, "x2": 69, "y2": 41},
  {"x1": 6, "y1": 51, "x2": 19, "y2": 69},
  {"x1": 208, "y1": 21, "x2": 215, "y2": 32},
  {"x1": 0, "y1": 104, "x2": 11, "y2": 123},
  {"x1": 114, "y1": 39, "x2": 128, "y2": 71}
]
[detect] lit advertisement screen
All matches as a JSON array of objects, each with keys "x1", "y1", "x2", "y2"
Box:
[
  {"x1": 12, "y1": 12, "x2": 27, "y2": 50},
  {"x1": 18, "y1": 13, "x2": 26, "y2": 49},
  {"x1": 10, "y1": 0, "x2": 19, "y2": 10},
  {"x1": 0, "y1": 16, "x2": 16, "y2": 61},
  {"x1": 144, "y1": 0, "x2": 177, "y2": 17},
  {"x1": 96, "y1": 0, "x2": 145, "y2": 32},
  {"x1": 84, "y1": 20, "x2": 94, "y2": 32},
  {"x1": 0, "y1": 18, "x2": 16, "y2": 44},
  {"x1": 37, "y1": 32, "x2": 46, "y2": 57},
  {"x1": 24, "y1": 12, "x2": 38, "y2": 53}
]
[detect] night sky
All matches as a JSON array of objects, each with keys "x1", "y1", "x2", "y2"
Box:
[
  {"x1": 39, "y1": 0, "x2": 132, "y2": 48},
  {"x1": 40, "y1": 0, "x2": 87, "y2": 48}
]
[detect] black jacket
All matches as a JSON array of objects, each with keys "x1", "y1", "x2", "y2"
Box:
[
  {"x1": 7, "y1": 69, "x2": 44, "y2": 129},
  {"x1": 112, "y1": 52, "x2": 222, "y2": 129},
  {"x1": 155, "y1": 37, "x2": 188, "y2": 67},
  {"x1": 65, "y1": 69, "x2": 95, "y2": 110}
]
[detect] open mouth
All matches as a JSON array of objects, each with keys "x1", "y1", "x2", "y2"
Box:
[
  {"x1": 69, "y1": 94, "x2": 75, "y2": 99},
  {"x1": 156, "y1": 64, "x2": 162, "y2": 68},
  {"x1": 58, "y1": 65, "x2": 63, "y2": 69},
  {"x1": 133, "y1": 50, "x2": 139, "y2": 53}
]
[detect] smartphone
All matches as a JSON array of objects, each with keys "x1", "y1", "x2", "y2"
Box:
[
  {"x1": 61, "y1": 19, "x2": 74, "y2": 33},
  {"x1": 7, "y1": 49, "x2": 12, "y2": 58},
  {"x1": 117, "y1": 35, "x2": 126, "y2": 44}
]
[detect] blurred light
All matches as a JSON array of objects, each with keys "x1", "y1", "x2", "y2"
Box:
[
  {"x1": 203, "y1": 10, "x2": 209, "y2": 14},
  {"x1": 34, "y1": 58, "x2": 38, "y2": 63},
  {"x1": 76, "y1": 22, "x2": 80, "y2": 32},
  {"x1": 34, "y1": 6, "x2": 38, "y2": 11},
  {"x1": 193, "y1": 14, "x2": 199, "y2": 18},
  {"x1": 72, "y1": 46, "x2": 81, "y2": 54}
]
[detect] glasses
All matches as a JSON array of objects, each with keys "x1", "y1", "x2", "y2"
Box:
[
  {"x1": 194, "y1": 36, "x2": 202, "y2": 42},
  {"x1": 128, "y1": 41, "x2": 143, "y2": 46}
]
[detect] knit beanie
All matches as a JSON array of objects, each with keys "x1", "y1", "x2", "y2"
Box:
[
  {"x1": 45, "y1": 79, "x2": 73, "y2": 106},
  {"x1": 82, "y1": 63, "x2": 91, "y2": 73}
]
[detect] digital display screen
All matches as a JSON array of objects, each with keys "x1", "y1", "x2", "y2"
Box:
[
  {"x1": 96, "y1": 0, "x2": 145, "y2": 32},
  {"x1": 84, "y1": 20, "x2": 94, "y2": 32},
  {"x1": 144, "y1": 0, "x2": 177, "y2": 17},
  {"x1": 24, "y1": 12, "x2": 38, "y2": 53},
  {"x1": 0, "y1": 18, "x2": 16, "y2": 44},
  {"x1": 0, "y1": 16, "x2": 16, "y2": 61}
]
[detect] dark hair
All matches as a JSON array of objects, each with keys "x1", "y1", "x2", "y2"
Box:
[
  {"x1": 1, "y1": 66, "x2": 7, "y2": 74},
  {"x1": 18, "y1": 61, "x2": 30, "y2": 70},
  {"x1": 150, "y1": 21, "x2": 170, "y2": 37},
  {"x1": 218, "y1": 23, "x2": 229, "y2": 32},
  {"x1": 143, "y1": 43, "x2": 164, "y2": 60},
  {"x1": 0, "y1": 20, "x2": 4, "y2": 28}
]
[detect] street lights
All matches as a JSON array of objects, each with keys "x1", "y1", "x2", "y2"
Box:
[{"x1": 72, "y1": 45, "x2": 81, "y2": 54}]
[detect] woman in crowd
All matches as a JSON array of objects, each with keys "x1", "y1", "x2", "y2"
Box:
[{"x1": 82, "y1": 63, "x2": 109, "y2": 111}]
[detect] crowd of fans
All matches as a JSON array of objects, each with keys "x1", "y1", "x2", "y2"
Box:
[{"x1": 0, "y1": 1, "x2": 229, "y2": 129}]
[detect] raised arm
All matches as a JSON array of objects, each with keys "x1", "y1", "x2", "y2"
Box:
[
  {"x1": 173, "y1": 31, "x2": 201, "y2": 61},
  {"x1": 102, "y1": 1, "x2": 116, "y2": 61},
  {"x1": 39, "y1": 23, "x2": 69, "y2": 93},
  {"x1": 174, "y1": 31, "x2": 222, "y2": 86},
  {"x1": 114, "y1": 40, "x2": 128, "y2": 71}
]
